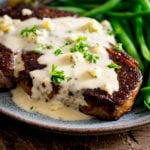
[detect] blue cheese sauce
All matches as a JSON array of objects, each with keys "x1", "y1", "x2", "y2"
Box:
[{"x1": 0, "y1": 14, "x2": 119, "y2": 120}]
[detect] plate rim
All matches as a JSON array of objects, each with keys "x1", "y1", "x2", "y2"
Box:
[{"x1": 0, "y1": 102, "x2": 150, "y2": 135}]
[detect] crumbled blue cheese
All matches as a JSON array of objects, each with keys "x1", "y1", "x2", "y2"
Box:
[
  {"x1": 79, "y1": 20, "x2": 100, "y2": 33},
  {"x1": 101, "y1": 20, "x2": 112, "y2": 31},
  {"x1": 88, "y1": 67, "x2": 101, "y2": 78},
  {"x1": 90, "y1": 43, "x2": 101, "y2": 54},
  {"x1": 26, "y1": 28, "x2": 49, "y2": 44},
  {"x1": 67, "y1": 34, "x2": 77, "y2": 42},
  {"x1": 35, "y1": 29, "x2": 49, "y2": 44},
  {"x1": 103, "y1": 83, "x2": 113, "y2": 95},
  {"x1": 69, "y1": 52, "x2": 83, "y2": 63},
  {"x1": 22, "y1": 8, "x2": 32, "y2": 16},
  {"x1": 42, "y1": 18, "x2": 53, "y2": 31},
  {"x1": 0, "y1": 15, "x2": 20, "y2": 33}
]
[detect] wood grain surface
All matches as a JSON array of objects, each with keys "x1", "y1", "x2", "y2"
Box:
[{"x1": 0, "y1": 114, "x2": 150, "y2": 150}]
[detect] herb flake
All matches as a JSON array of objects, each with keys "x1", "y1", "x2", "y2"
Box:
[
  {"x1": 115, "y1": 42, "x2": 123, "y2": 51},
  {"x1": 20, "y1": 25, "x2": 38, "y2": 38},
  {"x1": 30, "y1": 106, "x2": 34, "y2": 110},
  {"x1": 107, "y1": 61, "x2": 122, "y2": 70},
  {"x1": 70, "y1": 36, "x2": 99, "y2": 63},
  {"x1": 51, "y1": 64, "x2": 72, "y2": 85},
  {"x1": 34, "y1": 44, "x2": 52, "y2": 53},
  {"x1": 51, "y1": 64, "x2": 65, "y2": 85},
  {"x1": 54, "y1": 48, "x2": 63, "y2": 56}
]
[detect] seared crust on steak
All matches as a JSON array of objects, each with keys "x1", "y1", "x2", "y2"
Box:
[
  {"x1": 0, "y1": 5, "x2": 77, "y2": 20},
  {"x1": 18, "y1": 52, "x2": 46, "y2": 95},
  {"x1": 19, "y1": 52, "x2": 59, "y2": 98},
  {"x1": 22, "y1": 51, "x2": 46, "y2": 72},
  {"x1": 79, "y1": 48, "x2": 142, "y2": 120},
  {"x1": 0, "y1": 6, "x2": 142, "y2": 120},
  {"x1": 0, "y1": 43, "x2": 15, "y2": 89}
]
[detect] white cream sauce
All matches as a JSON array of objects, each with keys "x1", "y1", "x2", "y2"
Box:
[
  {"x1": 12, "y1": 86, "x2": 92, "y2": 120},
  {"x1": 0, "y1": 15, "x2": 119, "y2": 120}
]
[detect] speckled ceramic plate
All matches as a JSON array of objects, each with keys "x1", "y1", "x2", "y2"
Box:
[{"x1": 0, "y1": 92, "x2": 150, "y2": 135}]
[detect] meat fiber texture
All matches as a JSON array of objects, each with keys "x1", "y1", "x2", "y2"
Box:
[{"x1": 0, "y1": 6, "x2": 142, "y2": 120}]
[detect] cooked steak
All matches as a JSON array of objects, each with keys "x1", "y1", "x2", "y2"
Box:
[
  {"x1": 80, "y1": 47, "x2": 142, "y2": 120},
  {"x1": 19, "y1": 52, "x2": 59, "y2": 98},
  {"x1": 0, "y1": 5, "x2": 76, "y2": 88},
  {"x1": 0, "y1": 6, "x2": 142, "y2": 120},
  {"x1": 18, "y1": 51, "x2": 46, "y2": 95},
  {"x1": 0, "y1": 43, "x2": 15, "y2": 89}
]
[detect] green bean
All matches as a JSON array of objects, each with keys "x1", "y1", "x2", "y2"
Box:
[
  {"x1": 82, "y1": 0, "x2": 121, "y2": 17},
  {"x1": 120, "y1": 19, "x2": 136, "y2": 46},
  {"x1": 109, "y1": 18, "x2": 144, "y2": 72},
  {"x1": 137, "y1": 0, "x2": 150, "y2": 10},
  {"x1": 134, "y1": 5, "x2": 150, "y2": 62},
  {"x1": 113, "y1": 1, "x2": 133, "y2": 11},
  {"x1": 52, "y1": 6, "x2": 86, "y2": 15},
  {"x1": 106, "y1": 10, "x2": 150, "y2": 18},
  {"x1": 50, "y1": 0, "x2": 98, "y2": 8},
  {"x1": 72, "y1": 4, "x2": 97, "y2": 10},
  {"x1": 143, "y1": 76, "x2": 150, "y2": 110},
  {"x1": 141, "y1": 87, "x2": 150, "y2": 92},
  {"x1": 144, "y1": 22, "x2": 150, "y2": 51},
  {"x1": 146, "y1": 68, "x2": 150, "y2": 87},
  {"x1": 136, "y1": 61, "x2": 150, "y2": 106},
  {"x1": 135, "y1": 64, "x2": 150, "y2": 106},
  {"x1": 137, "y1": 0, "x2": 150, "y2": 25},
  {"x1": 59, "y1": 0, "x2": 103, "y2": 4},
  {"x1": 49, "y1": 1, "x2": 97, "y2": 10},
  {"x1": 144, "y1": 100, "x2": 150, "y2": 110}
]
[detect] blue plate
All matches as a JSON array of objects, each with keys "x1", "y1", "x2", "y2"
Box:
[
  {"x1": 0, "y1": 92, "x2": 150, "y2": 135},
  {"x1": 0, "y1": 0, "x2": 150, "y2": 135}
]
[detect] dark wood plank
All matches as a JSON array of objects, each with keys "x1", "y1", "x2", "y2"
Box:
[{"x1": 0, "y1": 114, "x2": 150, "y2": 150}]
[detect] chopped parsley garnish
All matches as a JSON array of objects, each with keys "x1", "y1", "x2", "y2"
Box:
[
  {"x1": 67, "y1": 30, "x2": 73, "y2": 33},
  {"x1": 64, "y1": 41, "x2": 73, "y2": 46},
  {"x1": 70, "y1": 36, "x2": 99, "y2": 63},
  {"x1": 66, "y1": 76, "x2": 72, "y2": 82},
  {"x1": 115, "y1": 42, "x2": 123, "y2": 51},
  {"x1": 84, "y1": 53, "x2": 100, "y2": 64},
  {"x1": 77, "y1": 36, "x2": 87, "y2": 42},
  {"x1": 51, "y1": 64, "x2": 65, "y2": 85},
  {"x1": 54, "y1": 48, "x2": 63, "y2": 56},
  {"x1": 34, "y1": 44, "x2": 52, "y2": 53},
  {"x1": 51, "y1": 64, "x2": 72, "y2": 85},
  {"x1": 107, "y1": 61, "x2": 122, "y2": 70},
  {"x1": 107, "y1": 29, "x2": 114, "y2": 35},
  {"x1": 54, "y1": 41, "x2": 73, "y2": 56},
  {"x1": 20, "y1": 25, "x2": 38, "y2": 37},
  {"x1": 71, "y1": 63, "x2": 76, "y2": 68},
  {"x1": 30, "y1": 106, "x2": 34, "y2": 110},
  {"x1": 70, "y1": 36, "x2": 90, "y2": 53}
]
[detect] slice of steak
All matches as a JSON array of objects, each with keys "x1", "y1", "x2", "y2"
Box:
[
  {"x1": 0, "y1": 6, "x2": 76, "y2": 89},
  {"x1": 0, "y1": 43, "x2": 15, "y2": 89},
  {"x1": 18, "y1": 51, "x2": 46, "y2": 95},
  {"x1": 19, "y1": 51, "x2": 59, "y2": 99},
  {"x1": 20, "y1": 46, "x2": 142, "y2": 120},
  {"x1": 79, "y1": 48, "x2": 142, "y2": 120}
]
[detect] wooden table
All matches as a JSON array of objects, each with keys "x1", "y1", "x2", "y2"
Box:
[{"x1": 0, "y1": 114, "x2": 150, "y2": 150}]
